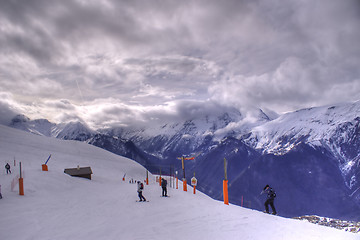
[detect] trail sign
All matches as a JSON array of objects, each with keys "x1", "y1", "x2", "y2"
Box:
[{"x1": 191, "y1": 177, "x2": 197, "y2": 186}]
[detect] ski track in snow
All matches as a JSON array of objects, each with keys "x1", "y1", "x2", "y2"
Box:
[{"x1": 0, "y1": 125, "x2": 358, "y2": 240}]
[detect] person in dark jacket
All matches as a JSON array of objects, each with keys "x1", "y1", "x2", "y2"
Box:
[
  {"x1": 5, "y1": 163, "x2": 11, "y2": 174},
  {"x1": 161, "y1": 178, "x2": 168, "y2": 197},
  {"x1": 137, "y1": 181, "x2": 146, "y2": 202},
  {"x1": 263, "y1": 184, "x2": 277, "y2": 215}
]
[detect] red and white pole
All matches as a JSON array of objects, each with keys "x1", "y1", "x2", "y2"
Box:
[
  {"x1": 19, "y1": 162, "x2": 24, "y2": 196},
  {"x1": 223, "y1": 158, "x2": 229, "y2": 205}
]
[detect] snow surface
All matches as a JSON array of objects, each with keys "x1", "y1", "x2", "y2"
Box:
[{"x1": 0, "y1": 125, "x2": 358, "y2": 240}]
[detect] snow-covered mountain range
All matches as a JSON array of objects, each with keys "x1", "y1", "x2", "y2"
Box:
[
  {"x1": 1, "y1": 125, "x2": 358, "y2": 239},
  {"x1": 7, "y1": 100, "x2": 360, "y2": 220}
]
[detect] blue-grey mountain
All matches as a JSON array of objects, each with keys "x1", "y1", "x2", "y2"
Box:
[{"x1": 8, "y1": 101, "x2": 360, "y2": 221}]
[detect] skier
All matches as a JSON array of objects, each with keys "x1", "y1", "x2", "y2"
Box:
[
  {"x1": 161, "y1": 178, "x2": 168, "y2": 197},
  {"x1": 5, "y1": 163, "x2": 11, "y2": 174},
  {"x1": 262, "y1": 184, "x2": 277, "y2": 215},
  {"x1": 137, "y1": 181, "x2": 146, "y2": 202}
]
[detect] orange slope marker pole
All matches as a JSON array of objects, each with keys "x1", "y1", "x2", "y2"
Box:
[
  {"x1": 178, "y1": 156, "x2": 195, "y2": 192},
  {"x1": 19, "y1": 162, "x2": 24, "y2": 196},
  {"x1": 175, "y1": 170, "x2": 178, "y2": 189},
  {"x1": 182, "y1": 157, "x2": 187, "y2": 191},
  {"x1": 159, "y1": 168, "x2": 162, "y2": 186},
  {"x1": 42, "y1": 164, "x2": 48, "y2": 171},
  {"x1": 223, "y1": 158, "x2": 229, "y2": 205},
  {"x1": 42, "y1": 154, "x2": 51, "y2": 171}
]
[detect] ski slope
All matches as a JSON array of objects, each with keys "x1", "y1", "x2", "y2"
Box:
[{"x1": 0, "y1": 125, "x2": 358, "y2": 240}]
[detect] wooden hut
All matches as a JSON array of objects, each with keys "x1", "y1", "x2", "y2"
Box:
[{"x1": 64, "y1": 166, "x2": 93, "y2": 180}]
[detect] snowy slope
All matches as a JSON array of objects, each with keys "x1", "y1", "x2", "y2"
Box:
[{"x1": 0, "y1": 125, "x2": 358, "y2": 240}]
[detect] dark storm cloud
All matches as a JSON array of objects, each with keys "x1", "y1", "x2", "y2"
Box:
[
  {"x1": 0, "y1": 0, "x2": 359, "y2": 128},
  {"x1": 174, "y1": 100, "x2": 238, "y2": 120},
  {"x1": 0, "y1": 96, "x2": 18, "y2": 125}
]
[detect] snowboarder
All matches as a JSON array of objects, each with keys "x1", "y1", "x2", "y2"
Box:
[
  {"x1": 262, "y1": 184, "x2": 277, "y2": 215},
  {"x1": 161, "y1": 178, "x2": 168, "y2": 197},
  {"x1": 137, "y1": 181, "x2": 146, "y2": 202},
  {"x1": 5, "y1": 163, "x2": 11, "y2": 174}
]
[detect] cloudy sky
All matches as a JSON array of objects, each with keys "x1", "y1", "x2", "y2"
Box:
[{"x1": 1, "y1": 0, "x2": 359, "y2": 128}]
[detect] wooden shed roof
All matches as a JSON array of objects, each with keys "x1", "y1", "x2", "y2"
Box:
[{"x1": 64, "y1": 167, "x2": 93, "y2": 180}]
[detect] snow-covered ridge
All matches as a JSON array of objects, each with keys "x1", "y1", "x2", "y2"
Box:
[
  {"x1": 11, "y1": 101, "x2": 360, "y2": 151},
  {"x1": 245, "y1": 101, "x2": 360, "y2": 155},
  {"x1": 8, "y1": 101, "x2": 360, "y2": 175},
  {"x1": 108, "y1": 110, "x2": 245, "y2": 140},
  {"x1": 10, "y1": 115, "x2": 96, "y2": 140}
]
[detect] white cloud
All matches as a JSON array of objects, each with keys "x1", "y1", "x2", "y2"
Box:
[{"x1": 0, "y1": 0, "x2": 359, "y2": 127}]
